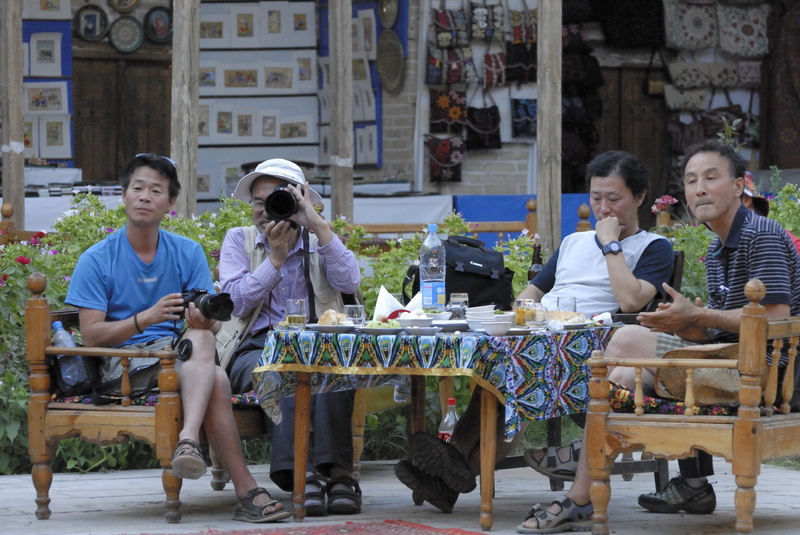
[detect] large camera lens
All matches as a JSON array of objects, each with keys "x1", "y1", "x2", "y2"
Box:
[
  {"x1": 264, "y1": 186, "x2": 299, "y2": 221},
  {"x1": 181, "y1": 289, "x2": 234, "y2": 322}
]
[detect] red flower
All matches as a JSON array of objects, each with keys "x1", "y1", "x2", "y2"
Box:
[{"x1": 15, "y1": 256, "x2": 31, "y2": 265}]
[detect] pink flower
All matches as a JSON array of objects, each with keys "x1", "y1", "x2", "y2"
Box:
[
  {"x1": 105, "y1": 228, "x2": 115, "y2": 233},
  {"x1": 651, "y1": 195, "x2": 679, "y2": 214},
  {"x1": 15, "y1": 256, "x2": 31, "y2": 265}
]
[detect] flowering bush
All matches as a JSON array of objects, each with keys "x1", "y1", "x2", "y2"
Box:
[{"x1": 651, "y1": 194, "x2": 679, "y2": 214}]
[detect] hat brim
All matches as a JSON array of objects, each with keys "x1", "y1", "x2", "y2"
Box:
[{"x1": 233, "y1": 171, "x2": 322, "y2": 206}]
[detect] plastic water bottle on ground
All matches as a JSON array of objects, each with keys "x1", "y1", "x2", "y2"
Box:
[{"x1": 438, "y1": 397, "x2": 459, "y2": 442}]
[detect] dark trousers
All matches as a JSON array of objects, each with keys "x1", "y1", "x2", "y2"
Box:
[
  {"x1": 228, "y1": 331, "x2": 355, "y2": 492},
  {"x1": 678, "y1": 450, "x2": 714, "y2": 478}
]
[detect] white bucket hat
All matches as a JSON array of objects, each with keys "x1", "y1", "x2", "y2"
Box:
[{"x1": 233, "y1": 158, "x2": 322, "y2": 205}]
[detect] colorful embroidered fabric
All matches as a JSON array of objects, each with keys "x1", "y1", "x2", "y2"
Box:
[
  {"x1": 253, "y1": 327, "x2": 618, "y2": 438},
  {"x1": 607, "y1": 382, "x2": 736, "y2": 416},
  {"x1": 54, "y1": 391, "x2": 258, "y2": 407}
]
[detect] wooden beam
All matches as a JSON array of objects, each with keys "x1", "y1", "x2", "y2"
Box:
[
  {"x1": 171, "y1": 0, "x2": 200, "y2": 217},
  {"x1": 537, "y1": 0, "x2": 562, "y2": 253},
  {"x1": 0, "y1": 0, "x2": 25, "y2": 227},
  {"x1": 328, "y1": 0, "x2": 354, "y2": 220}
]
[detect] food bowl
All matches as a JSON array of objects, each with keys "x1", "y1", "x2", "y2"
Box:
[
  {"x1": 467, "y1": 319, "x2": 485, "y2": 331},
  {"x1": 466, "y1": 305, "x2": 495, "y2": 313},
  {"x1": 482, "y1": 321, "x2": 511, "y2": 336},
  {"x1": 426, "y1": 311, "x2": 452, "y2": 321},
  {"x1": 397, "y1": 317, "x2": 434, "y2": 329}
]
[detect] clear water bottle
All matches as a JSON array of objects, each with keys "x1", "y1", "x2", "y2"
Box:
[
  {"x1": 52, "y1": 321, "x2": 77, "y2": 349},
  {"x1": 420, "y1": 223, "x2": 446, "y2": 312},
  {"x1": 438, "y1": 397, "x2": 459, "y2": 442}
]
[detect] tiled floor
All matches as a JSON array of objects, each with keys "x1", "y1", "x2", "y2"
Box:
[{"x1": 2, "y1": 459, "x2": 798, "y2": 535}]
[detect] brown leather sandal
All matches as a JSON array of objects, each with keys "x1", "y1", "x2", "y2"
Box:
[
  {"x1": 170, "y1": 438, "x2": 207, "y2": 480},
  {"x1": 233, "y1": 487, "x2": 291, "y2": 523}
]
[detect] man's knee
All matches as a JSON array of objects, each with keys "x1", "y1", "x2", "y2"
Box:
[{"x1": 605, "y1": 325, "x2": 653, "y2": 358}]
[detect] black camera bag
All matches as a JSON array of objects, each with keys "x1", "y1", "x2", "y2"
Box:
[{"x1": 403, "y1": 235, "x2": 514, "y2": 310}]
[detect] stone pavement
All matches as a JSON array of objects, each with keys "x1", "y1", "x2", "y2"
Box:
[{"x1": 1, "y1": 459, "x2": 798, "y2": 535}]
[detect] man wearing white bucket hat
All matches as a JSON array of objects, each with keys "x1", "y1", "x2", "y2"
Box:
[{"x1": 219, "y1": 158, "x2": 363, "y2": 516}]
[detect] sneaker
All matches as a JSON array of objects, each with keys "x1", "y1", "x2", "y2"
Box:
[{"x1": 638, "y1": 477, "x2": 716, "y2": 514}]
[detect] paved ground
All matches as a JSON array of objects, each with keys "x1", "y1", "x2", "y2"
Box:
[{"x1": 2, "y1": 459, "x2": 798, "y2": 535}]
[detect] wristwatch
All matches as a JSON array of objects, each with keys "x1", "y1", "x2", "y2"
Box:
[{"x1": 602, "y1": 241, "x2": 622, "y2": 255}]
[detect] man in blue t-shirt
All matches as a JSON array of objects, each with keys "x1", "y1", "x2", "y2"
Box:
[{"x1": 65, "y1": 153, "x2": 290, "y2": 524}]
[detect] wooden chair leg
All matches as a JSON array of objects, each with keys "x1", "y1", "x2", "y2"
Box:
[
  {"x1": 31, "y1": 460, "x2": 53, "y2": 520},
  {"x1": 352, "y1": 389, "x2": 367, "y2": 482},
  {"x1": 438, "y1": 376, "x2": 455, "y2": 414},
  {"x1": 292, "y1": 372, "x2": 312, "y2": 521},
  {"x1": 162, "y1": 466, "x2": 183, "y2": 523},
  {"x1": 208, "y1": 446, "x2": 229, "y2": 490},
  {"x1": 479, "y1": 387, "x2": 497, "y2": 531}
]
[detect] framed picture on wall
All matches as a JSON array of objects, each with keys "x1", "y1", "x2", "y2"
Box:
[
  {"x1": 351, "y1": 18, "x2": 364, "y2": 54},
  {"x1": 230, "y1": 5, "x2": 260, "y2": 48},
  {"x1": 260, "y1": 112, "x2": 278, "y2": 139},
  {"x1": 30, "y1": 33, "x2": 62, "y2": 77},
  {"x1": 359, "y1": 9, "x2": 377, "y2": 61},
  {"x1": 23, "y1": 0, "x2": 72, "y2": 19},
  {"x1": 293, "y1": 52, "x2": 317, "y2": 92},
  {"x1": 212, "y1": 105, "x2": 236, "y2": 144},
  {"x1": 264, "y1": 64, "x2": 294, "y2": 92},
  {"x1": 235, "y1": 109, "x2": 257, "y2": 143},
  {"x1": 199, "y1": 14, "x2": 230, "y2": 48},
  {"x1": 108, "y1": 0, "x2": 139, "y2": 14},
  {"x1": 197, "y1": 173, "x2": 211, "y2": 195},
  {"x1": 23, "y1": 118, "x2": 40, "y2": 158},
  {"x1": 199, "y1": 63, "x2": 219, "y2": 91},
  {"x1": 352, "y1": 55, "x2": 371, "y2": 85},
  {"x1": 198, "y1": 104, "x2": 211, "y2": 138},
  {"x1": 144, "y1": 6, "x2": 173, "y2": 44},
  {"x1": 39, "y1": 114, "x2": 72, "y2": 159},
  {"x1": 279, "y1": 118, "x2": 312, "y2": 141},
  {"x1": 223, "y1": 67, "x2": 258, "y2": 89},
  {"x1": 74, "y1": 4, "x2": 110, "y2": 42},
  {"x1": 222, "y1": 162, "x2": 241, "y2": 197},
  {"x1": 318, "y1": 125, "x2": 331, "y2": 166},
  {"x1": 24, "y1": 81, "x2": 68, "y2": 114},
  {"x1": 318, "y1": 90, "x2": 331, "y2": 124},
  {"x1": 280, "y1": 1, "x2": 315, "y2": 47}
]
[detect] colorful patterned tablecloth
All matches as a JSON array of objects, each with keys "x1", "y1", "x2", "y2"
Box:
[{"x1": 253, "y1": 326, "x2": 618, "y2": 438}]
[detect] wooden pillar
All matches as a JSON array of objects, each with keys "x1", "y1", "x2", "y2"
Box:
[
  {"x1": 0, "y1": 0, "x2": 25, "y2": 227},
  {"x1": 170, "y1": 0, "x2": 200, "y2": 217},
  {"x1": 328, "y1": 0, "x2": 354, "y2": 221},
  {"x1": 536, "y1": 0, "x2": 562, "y2": 252}
]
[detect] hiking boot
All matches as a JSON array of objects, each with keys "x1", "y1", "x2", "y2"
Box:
[{"x1": 638, "y1": 477, "x2": 716, "y2": 514}]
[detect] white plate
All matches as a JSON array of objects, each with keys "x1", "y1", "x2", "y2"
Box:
[
  {"x1": 432, "y1": 320, "x2": 469, "y2": 332},
  {"x1": 506, "y1": 327, "x2": 532, "y2": 335},
  {"x1": 306, "y1": 323, "x2": 356, "y2": 334},
  {"x1": 562, "y1": 322, "x2": 592, "y2": 330},
  {"x1": 360, "y1": 327, "x2": 405, "y2": 335},
  {"x1": 403, "y1": 326, "x2": 442, "y2": 336}
]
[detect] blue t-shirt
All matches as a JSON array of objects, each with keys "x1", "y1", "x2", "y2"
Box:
[{"x1": 65, "y1": 225, "x2": 214, "y2": 347}]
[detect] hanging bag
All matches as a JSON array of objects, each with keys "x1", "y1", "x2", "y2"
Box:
[
  {"x1": 511, "y1": 97, "x2": 537, "y2": 138},
  {"x1": 466, "y1": 88, "x2": 502, "y2": 150},
  {"x1": 426, "y1": 134, "x2": 465, "y2": 182},
  {"x1": 668, "y1": 61, "x2": 712, "y2": 90},
  {"x1": 505, "y1": 41, "x2": 537, "y2": 86},
  {"x1": 699, "y1": 88, "x2": 745, "y2": 141},
  {"x1": 664, "y1": 84, "x2": 708, "y2": 111},
  {"x1": 430, "y1": 88, "x2": 468, "y2": 134},
  {"x1": 717, "y1": 2, "x2": 770, "y2": 59},
  {"x1": 470, "y1": 0, "x2": 504, "y2": 43},
  {"x1": 432, "y1": 0, "x2": 471, "y2": 48},
  {"x1": 482, "y1": 40, "x2": 507, "y2": 89},
  {"x1": 425, "y1": 26, "x2": 479, "y2": 86},
  {"x1": 663, "y1": 0, "x2": 719, "y2": 51},
  {"x1": 642, "y1": 47, "x2": 667, "y2": 97},
  {"x1": 215, "y1": 225, "x2": 266, "y2": 372},
  {"x1": 508, "y1": 0, "x2": 537, "y2": 45}
]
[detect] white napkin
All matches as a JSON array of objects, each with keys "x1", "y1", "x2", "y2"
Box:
[
  {"x1": 372, "y1": 286, "x2": 406, "y2": 321},
  {"x1": 592, "y1": 312, "x2": 614, "y2": 325},
  {"x1": 406, "y1": 292, "x2": 423, "y2": 312}
]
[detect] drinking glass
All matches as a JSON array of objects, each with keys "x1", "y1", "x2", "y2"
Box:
[
  {"x1": 527, "y1": 303, "x2": 548, "y2": 330},
  {"x1": 557, "y1": 296, "x2": 577, "y2": 313},
  {"x1": 344, "y1": 304, "x2": 366, "y2": 325},
  {"x1": 514, "y1": 298, "x2": 534, "y2": 326},
  {"x1": 447, "y1": 293, "x2": 469, "y2": 319},
  {"x1": 285, "y1": 298, "x2": 307, "y2": 330}
]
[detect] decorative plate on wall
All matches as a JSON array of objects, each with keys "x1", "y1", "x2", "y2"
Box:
[
  {"x1": 379, "y1": 0, "x2": 398, "y2": 29},
  {"x1": 74, "y1": 4, "x2": 110, "y2": 43},
  {"x1": 144, "y1": 6, "x2": 173, "y2": 43},
  {"x1": 109, "y1": 16, "x2": 144, "y2": 53},
  {"x1": 108, "y1": 0, "x2": 139, "y2": 14},
  {"x1": 377, "y1": 30, "x2": 405, "y2": 95}
]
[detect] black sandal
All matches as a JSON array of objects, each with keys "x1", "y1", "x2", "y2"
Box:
[
  {"x1": 232, "y1": 487, "x2": 291, "y2": 523},
  {"x1": 326, "y1": 475, "x2": 362, "y2": 515},
  {"x1": 305, "y1": 474, "x2": 328, "y2": 517}
]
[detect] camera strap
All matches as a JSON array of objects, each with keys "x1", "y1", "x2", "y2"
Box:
[{"x1": 302, "y1": 228, "x2": 318, "y2": 323}]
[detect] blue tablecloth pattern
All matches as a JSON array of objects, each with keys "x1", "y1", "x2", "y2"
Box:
[{"x1": 253, "y1": 326, "x2": 617, "y2": 438}]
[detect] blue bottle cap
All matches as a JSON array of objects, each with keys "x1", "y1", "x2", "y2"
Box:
[
  {"x1": 427, "y1": 223, "x2": 438, "y2": 233},
  {"x1": 52, "y1": 321, "x2": 64, "y2": 330}
]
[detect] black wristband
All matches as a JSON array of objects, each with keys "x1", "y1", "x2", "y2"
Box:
[{"x1": 133, "y1": 313, "x2": 144, "y2": 334}]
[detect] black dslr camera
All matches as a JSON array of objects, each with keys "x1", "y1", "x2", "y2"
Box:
[
  {"x1": 265, "y1": 185, "x2": 303, "y2": 221},
  {"x1": 180, "y1": 289, "x2": 234, "y2": 322}
]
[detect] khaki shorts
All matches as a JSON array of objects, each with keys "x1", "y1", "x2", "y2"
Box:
[{"x1": 654, "y1": 332, "x2": 699, "y2": 359}]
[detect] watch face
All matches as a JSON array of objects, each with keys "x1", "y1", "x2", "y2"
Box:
[{"x1": 604, "y1": 241, "x2": 622, "y2": 254}]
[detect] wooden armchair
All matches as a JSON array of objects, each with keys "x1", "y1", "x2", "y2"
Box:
[
  {"x1": 587, "y1": 278, "x2": 800, "y2": 534},
  {"x1": 24, "y1": 273, "x2": 268, "y2": 523}
]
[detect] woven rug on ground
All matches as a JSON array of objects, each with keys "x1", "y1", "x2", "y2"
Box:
[{"x1": 133, "y1": 519, "x2": 483, "y2": 535}]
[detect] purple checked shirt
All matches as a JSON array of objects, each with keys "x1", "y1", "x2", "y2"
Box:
[{"x1": 219, "y1": 226, "x2": 361, "y2": 333}]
